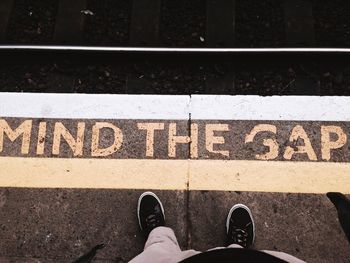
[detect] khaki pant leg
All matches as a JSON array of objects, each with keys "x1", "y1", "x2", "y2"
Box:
[{"x1": 129, "y1": 227, "x2": 182, "y2": 263}]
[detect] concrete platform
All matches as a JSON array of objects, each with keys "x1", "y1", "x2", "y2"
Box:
[
  {"x1": 188, "y1": 191, "x2": 350, "y2": 263},
  {"x1": 0, "y1": 93, "x2": 350, "y2": 262},
  {"x1": 0, "y1": 189, "x2": 187, "y2": 262},
  {"x1": 0, "y1": 189, "x2": 349, "y2": 262}
]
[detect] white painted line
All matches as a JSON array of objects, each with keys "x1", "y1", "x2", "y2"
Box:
[
  {"x1": 0, "y1": 93, "x2": 190, "y2": 120},
  {"x1": 1, "y1": 93, "x2": 350, "y2": 121},
  {"x1": 2, "y1": 45, "x2": 350, "y2": 53},
  {"x1": 191, "y1": 95, "x2": 350, "y2": 121}
]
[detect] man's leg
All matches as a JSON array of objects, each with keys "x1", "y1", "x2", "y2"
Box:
[
  {"x1": 129, "y1": 192, "x2": 199, "y2": 263},
  {"x1": 129, "y1": 226, "x2": 181, "y2": 263},
  {"x1": 226, "y1": 204, "x2": 305, "y2": 263}
]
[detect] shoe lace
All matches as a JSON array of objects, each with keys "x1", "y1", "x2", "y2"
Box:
[
  {"x1": 145, "y1": 214, "x2": 160, "y2": 228},
  {"x1": 230, "y1": 222, "x2": 251, "y2": 247}
]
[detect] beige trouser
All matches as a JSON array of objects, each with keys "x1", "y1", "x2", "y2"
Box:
[{"x1": 129, "y1": 227, "x2": 305, "y2": 263}]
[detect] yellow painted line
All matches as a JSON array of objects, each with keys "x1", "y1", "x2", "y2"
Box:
[
  {"x1": 189, "y1": 160, "x2": 350, "y2": 194},
  {"x1": 0, "y1": 157, "x2": 349, "y2": 194},
  {"x1": 0, "y1": 157, "x2": 188, "y2": 190}
]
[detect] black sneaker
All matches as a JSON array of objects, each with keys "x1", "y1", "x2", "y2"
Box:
[
  {"x1": 137, "y1": 192, "x2": 165, "y2": 237},
  {"x1": 226, "y1": 204, "x2": 255, "y2": 248}
]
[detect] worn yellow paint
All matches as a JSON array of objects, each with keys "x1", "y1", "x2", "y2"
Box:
[
  {"x1": 0, "y1": 157, "x2": 188, "y2": 190},
  {"x1": 137, "y1": 123, "x2": 165, "y2": 157},
  {"x1": 245, "y1": 124, "x2": 279, "y2": 160},
  {"x1": 0, "y1": 157, "x2": 349, "y2": 193},
  {"x1": 189, "y1": 160, "x2": 350, "y2": 194},
  {"x1": 205, "y1": 124, "x2": 230, "y2": 157},
  {"x1": 91, "y1": 122, "x2": 123, "y2": 157},
  {"x1": 321, "y1": 125, "x2": 347, "y2": 161},
  {"x1": 168, "y1": 123, "x2": 198, "y2": 158},
  {"x1": 283, "y1": 125, "x2": 317, "y2": 161}
]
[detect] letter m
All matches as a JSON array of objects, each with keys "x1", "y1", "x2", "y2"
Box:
[{"x1": 0, "y1": 119, "x2": 32, "y2": 154}]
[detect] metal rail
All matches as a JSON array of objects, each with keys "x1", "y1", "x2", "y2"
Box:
[{"x1": 1, "y1": 45, "x2": 350, "y2": 53}]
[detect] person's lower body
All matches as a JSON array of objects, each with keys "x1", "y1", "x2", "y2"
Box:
[
  {"x1": 129, "y1": 191, "x2": 305, "y2": 263},
  {"x1": 128, "y1": 226, "x2": 198, "y2": 263},
  {"x1": 129, "y1": 226, "x2": 304, "y2": 263}
]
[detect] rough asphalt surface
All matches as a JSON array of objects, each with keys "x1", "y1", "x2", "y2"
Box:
[{"x1": 0, "y1": 189, "x2": 350, "y2": 263}]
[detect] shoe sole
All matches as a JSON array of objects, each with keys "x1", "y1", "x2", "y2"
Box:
[
  {"x1": 226, "y1": 204, "x2": 255, "y2": 245},
  {"x1": 137, "y1": 191, "x2": 165, "y2": 231}
]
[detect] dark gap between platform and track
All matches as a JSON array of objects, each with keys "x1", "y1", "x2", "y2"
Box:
[
  {"x1": 205, "y1": 0, "x2": 235, "y2": 94},
  {"x1": 0, "y1": 50, "x2": 350, "y2": 96}
]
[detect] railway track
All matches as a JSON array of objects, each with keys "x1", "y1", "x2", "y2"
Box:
[
  {"x1": 0, "y1": 46, "x2": 349, "y2": 96},
  {"x1": 0, "y1": 0, "x2": 349, "y2": 48},
  {"x1": 0, "y1": 1, "x2": 349, "y2": 97}
]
